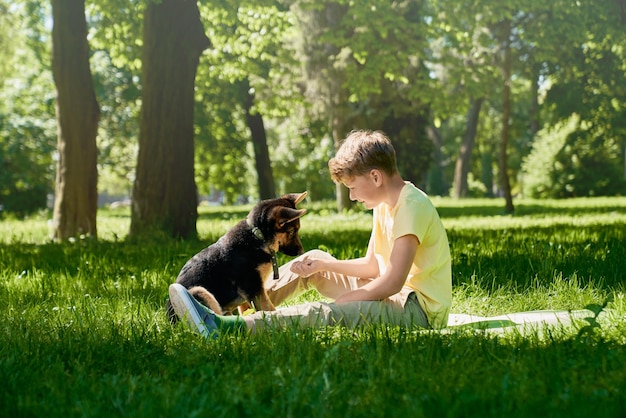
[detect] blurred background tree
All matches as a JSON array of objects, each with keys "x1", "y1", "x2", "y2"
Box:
[{"x1": 0, "y1": 0, "x2": 624, "y2": 235}]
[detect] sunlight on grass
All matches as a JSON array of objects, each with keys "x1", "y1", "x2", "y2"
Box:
[
  {"x1": 451, "y1": 272, "x2": 609, "y2": 316},
  {"x1": 1, "y1": 197, "x2": 626, "y2": 417},
  {"x1": 0, "y1": 216, "x2": 50, "y2": 244}
]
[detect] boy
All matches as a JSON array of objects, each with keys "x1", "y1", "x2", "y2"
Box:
[{"x1": 169, "y1": 130, "x2": 452, "y2": 337}]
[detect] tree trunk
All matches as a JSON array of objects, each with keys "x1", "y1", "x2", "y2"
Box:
[
  {"x1": 381, "y1": 104, "x2": 432, "y2": 189},
  {"x1": 426, "y1": 124, "x2": 447, "y2": 196},
  {"x1": 480, "y1": 148, "x2": 494, "y2": 197},
  {"x1": 529, "y1": 65, "x2": 541, "y2": 137},
  {"x1": 453, "y1": 97, "x2": 484, "y2": 198},
  {"x1": 130, "y1": 0, "x2": 210, "y2": 239},
  {"x1": 243, "y1": 79, "x2": 275, "y2": 200},
  {"x1": 499, "y1": 19, "x2": 515, "y2": 214},
  {"x1": 50, "y1": 0, "x2": 99, "y2": 240},
  {"x1": 331, "y1": 111, "x2": 352, "y2": 212}
]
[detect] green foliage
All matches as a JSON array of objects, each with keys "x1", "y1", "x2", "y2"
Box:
[
  {"x1": 1, "y1": 198, "x2": 626, "y2": 416},
  {"x1": 2, "y1": 0, "x2": 625, "y2": 214},
  {"x1": 0, "y1": 105, "x2": 56, "y2": 217},
  {"x1": 0, "y1": 2, "x2": 13, "y2": 82},
  {"x1": 193, "y1": 1, "x2": 309, "y2": 201},
  {"x1": 268, "y1": 118, "x2": 337, "y2": 200},
  {"x1": 0, "y1": 1, "x2": 56, "y2": 217},
  {"x1": 552, "y1": 130, "x2": 625, "y2": 197},
  {"x1": 86, "y1": 0, "x2": 144, "y2": 72},
  {"x1": 522, "y1": 115, "x2": 626, "y2": 198},
  {"x1": 545, "y1": 66, "x2": 626, "y2": 155},
  {"x1": 521, "y1": 115, "x2": 577, "y2": 198},
  {"x1": 90, "y1": 50, "x2": 141, "y2": 196},
  {"x1": 86, "y1": 0, "x2": 144, "y2": 196},
  {"x1": 292, "y1": 1, "x2": 436, "y2": 185},
  {"x1": 323, "y1": 0, "x2": 428, "y2": 102}
]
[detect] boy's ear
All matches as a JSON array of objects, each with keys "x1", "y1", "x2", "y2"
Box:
[{"x1": 369, "y1": 169, "x2": 383, "y2": 186}]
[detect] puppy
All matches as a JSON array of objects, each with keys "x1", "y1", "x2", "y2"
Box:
[{"x1": 167, "y1": 192, "x2": 307, "y2": 320}]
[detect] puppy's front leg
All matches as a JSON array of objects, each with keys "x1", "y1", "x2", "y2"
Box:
[{"x1": 252, "y1": 289, "x2": 276, "y2": 312}]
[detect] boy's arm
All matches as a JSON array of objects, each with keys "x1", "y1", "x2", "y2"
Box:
[
  {"x1": 334, "y1": 234, "x2": 418, "y2": 304},
  {"x1": 290, "y1": 239, "x2": 380, "y2": 279}
]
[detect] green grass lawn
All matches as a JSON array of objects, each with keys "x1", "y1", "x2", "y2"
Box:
[{"x1": 1, "y1": 197, "x2": 625, "y2": 417}]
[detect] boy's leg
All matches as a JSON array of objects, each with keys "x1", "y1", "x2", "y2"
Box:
[
  {"x1": 170, "y1": 282, "x2": 430, "y2": 336},
  {"x1": 245, "y1": 290, "x2": 430, "y2": 331},
  {"x1": 266, "y1": 249, "x2": 372, "y2": 306},
  {"x1": 169, "y1": 284, "x2": 246, "y2": 338}
]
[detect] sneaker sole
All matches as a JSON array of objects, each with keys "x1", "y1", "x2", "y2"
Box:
[{"x1": 168, "y1": 283, "x2": 212, "y2": 338}]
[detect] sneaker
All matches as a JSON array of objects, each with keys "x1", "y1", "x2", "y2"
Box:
[{"x1": 168, "y1": 283, "x2": 219, "y2": 339}]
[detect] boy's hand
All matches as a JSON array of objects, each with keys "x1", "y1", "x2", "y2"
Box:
[{"x1": 290, "y1": 257, "x2": 324, "y2": 277}]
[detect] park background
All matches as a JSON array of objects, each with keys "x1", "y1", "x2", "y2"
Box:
[
  {"x1": 0, "y1": 0, "x2": 624, "y2": 240},
  {"x1": 1, "y1": 1, "x2": 626, "y2": 416}
]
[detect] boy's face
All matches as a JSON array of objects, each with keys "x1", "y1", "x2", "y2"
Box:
[{"x1": 343, "y1": 171, "x2": 381, "y2": 209}]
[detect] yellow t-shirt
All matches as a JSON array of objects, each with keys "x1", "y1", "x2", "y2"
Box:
[{"x1": 371, "y1": 182, "x2": 452, "y2": 329}]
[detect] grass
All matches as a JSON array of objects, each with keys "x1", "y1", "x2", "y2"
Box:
[{"x1": 1, "y1": 197, "x2": 625, "y2": 417}]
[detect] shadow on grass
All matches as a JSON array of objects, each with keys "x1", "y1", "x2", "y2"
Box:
[
  {"x1": 449, "y1": 223, "x2": 625, "y2": 290},
  {"x1": 0, "y1": 239, "x2": 199, "y2": 278},
  {"x1": 437, "y1": 200, "x2": 626, "y2": 218},
  {"x1": 4, "y1": 198, "x2": 625, "y2": 299}
]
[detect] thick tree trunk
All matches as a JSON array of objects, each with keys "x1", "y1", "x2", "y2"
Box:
[
  {"x1": 499, "y1": 19, "x2": 515, "y2": 214},
  {"x1": 50, "y1": 0, "x2": 99, "y2": 240},
  {"x1": 243, "y1": 79, "x2": 275, "y2": 199},
  {"x1": 130, "y1": 0, "x2": 210, "y2": 239},
  {"x1": 453, "y1": 97, "x2": 484, "y2": 198}
]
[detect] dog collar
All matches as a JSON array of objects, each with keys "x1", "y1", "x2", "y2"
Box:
[{"x1": 247, "y1": 218, "x2": 280, "y2": 281}]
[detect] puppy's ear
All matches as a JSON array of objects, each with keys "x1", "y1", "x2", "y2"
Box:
[
  {"x1": 274, "y1": 207, "x2": 307, "y2": 228},
  {"x1": 282, "y1": 191, "x2": 308, "y2": 206}
]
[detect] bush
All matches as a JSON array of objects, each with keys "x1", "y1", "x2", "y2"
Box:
[
  {"x1": 0, "y1": 115, "x2": 55, "y2": 218},
  {"x1": 522, "y1": 114, "x2": 625, "y2": 198}
]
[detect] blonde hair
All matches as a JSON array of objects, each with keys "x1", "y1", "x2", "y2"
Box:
[{"x1": 328, "y1": 130, "x2": 398, "y2": 183}]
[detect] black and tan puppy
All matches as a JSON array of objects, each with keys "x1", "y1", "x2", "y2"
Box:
[{"x1": 166, "y1": 192, "x2": 307, "y2": 321}]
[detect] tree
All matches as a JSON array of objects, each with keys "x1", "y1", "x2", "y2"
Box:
[
  {"x1": 130, "y1": 0, "x2": 210, "y2": 239},
  {"x1": 243, "y1": 78, "x2": 276, "y2": 199},
  {"x1": 522, "y1": 114, "x2": 626, "y2": 198},
  {"x1": 542, "y1": 1, "x2": 626, "y2": 186},
  {"x1": 4, "y1": 0, "x2": 625, "y2": 216},
  {"x1": 289, "y1": 1, "x2": 353, "y2": 211},
  {"x1": 87, "y1": 0, "x2": 144, "y2": 198},
  {"x1": 50, "y1": 0, "x2": 100, "y2": 239},
  {"x1": 193, "y1": 2, "x2": 300, "y2": 202},
  {"x1": 453, "y1": 98, "x2": 484, "y2": 197},
  {"x1": 496, "y1": 18, "x2": 514, "y2": 213},
  {"x1": 292, "y1": 0, "x2": 435, "y2": 209}
]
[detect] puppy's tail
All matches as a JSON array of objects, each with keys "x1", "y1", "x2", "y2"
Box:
[{"x1": 188, "y1": 286, "x2": 224, "y2": 315}]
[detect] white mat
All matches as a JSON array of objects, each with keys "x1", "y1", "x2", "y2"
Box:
[{"x1": 446, "y1": 309, "x2": 592, "y2": 333}]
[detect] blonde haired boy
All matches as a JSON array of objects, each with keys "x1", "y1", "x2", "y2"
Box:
[{"x1": 169, "y1": 130, "x2": 452, "y2": 336}]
